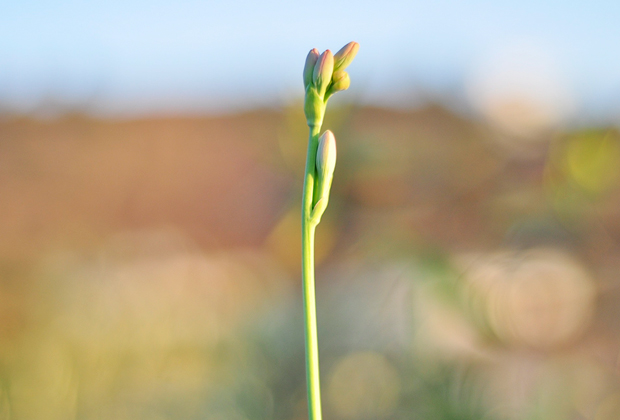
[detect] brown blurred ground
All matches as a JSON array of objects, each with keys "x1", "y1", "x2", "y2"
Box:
[{"x1": 1, "y1": 105, "x2": 620, "y2": 420}]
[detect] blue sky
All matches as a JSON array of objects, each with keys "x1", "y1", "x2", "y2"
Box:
[{"x1": 1, "y1": 0, "x2": 619, "y2": 119}]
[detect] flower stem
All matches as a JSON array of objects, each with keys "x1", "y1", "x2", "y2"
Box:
[{"x1": 302, "y1": 124, "x2": 322, "y2": 420}]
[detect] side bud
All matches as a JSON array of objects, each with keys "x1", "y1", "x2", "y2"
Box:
[
  {"x1": 333, "y1": 41, "x2": 359, "y2": 72},
  {"x1": 303, "y1": 48, "x2": 320, "y2": 89},
  {"x1": 326, "y1": 70, "x2": 350, "y2": 98},
  {"x1": 316, "y1": 130, "x2": 337, "y2": 178},
  {"x1": 311, "y1": 130, "x2": 337, "y2": 223},
  {"x1": 313, "y1": 50, "x2": 334, "y2": 98}
]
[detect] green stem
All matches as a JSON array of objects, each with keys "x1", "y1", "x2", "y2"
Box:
[{"x1": 302, "y1": 124, "x2": 322, "y2": 420}]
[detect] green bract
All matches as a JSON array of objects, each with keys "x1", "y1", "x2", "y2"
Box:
[{"x1": 304, "y1": 86, "x2": 324, "y2": 128}]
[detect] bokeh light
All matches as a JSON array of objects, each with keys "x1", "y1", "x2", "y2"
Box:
[{"x1": 327, "y1": 352, "x2": 400, "y2": 419}]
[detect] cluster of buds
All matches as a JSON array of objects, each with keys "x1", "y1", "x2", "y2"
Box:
[{"x1": 303, "y1": 42, "x2": 359, "y2": 128}]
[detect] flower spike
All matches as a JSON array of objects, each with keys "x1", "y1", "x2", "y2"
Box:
[{"x1": 299, "y1": 41, "x2": 358, "y2": 420}]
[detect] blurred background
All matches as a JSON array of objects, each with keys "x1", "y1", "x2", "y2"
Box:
[{"x1": 2, "y1": 1, "x2": 620, "y2": 419}]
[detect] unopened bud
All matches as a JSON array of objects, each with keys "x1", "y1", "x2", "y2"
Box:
[
  {"x1": 311, "y1": 130, "x2": 337, "y2": 222},
  {"x1": 333, "y1": 42, "x2": 359, "y2": 72},
  {"x1": 316, "y1": 130, "x2": 337, "y2": 180},
  {"x1": 330, "y1": 71, "x2": 350, "y2": 93},
  {"x1": 303, "y1": 48, "x2": 320, "y2": 89},
  {"x1": 313, "y1": 50, "x2": 334, "y2": 98}
]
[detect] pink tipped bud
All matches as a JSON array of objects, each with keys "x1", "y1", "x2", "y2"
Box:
[
  {"x1": 303, "y1": 48, "x2": 320, "y2": 89},
  {"x1": 313, "y1": 50, "x2": 334, "y2": 98},
  {"x1": 316, "y1": 130, "x2": 337, "y2": 179},
  {"x1": 333, "y1": 41, "x2": 359, "y2": 72}
]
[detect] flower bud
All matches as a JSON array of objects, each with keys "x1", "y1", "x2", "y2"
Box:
[
  {"x1": 311, "y1": 130, "x2": 337, "y2": 222},
  {"x1": 303, "y1": 48, "x2": 320, "y2": 89},
  {"x1": 316, "y1": 130, "x2": 337, "y2": 181},
  {"x1": 313, "y1": 50, "x2": 334, "y2": 98},
  {"x1": 333, "y1": 42, "x2": 359, "y2": 72},
  {"x1": 330, "y1": 70, "x2": 350, "y2": 93}
]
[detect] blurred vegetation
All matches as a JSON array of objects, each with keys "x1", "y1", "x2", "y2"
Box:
[{"x1": 1, "y1": 103, "x2": 620, "y2": 420}]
